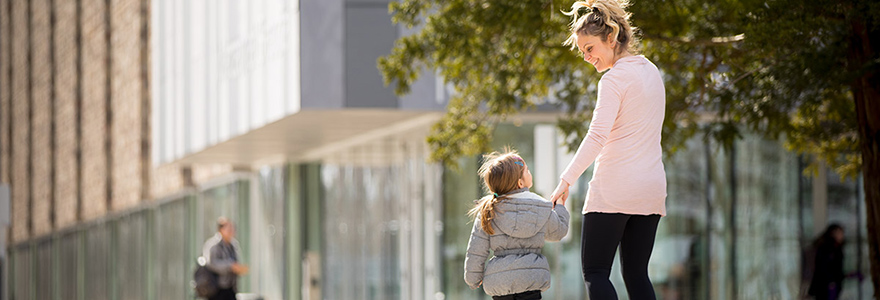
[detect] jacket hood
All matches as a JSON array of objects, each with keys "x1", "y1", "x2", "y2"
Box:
[{"x1": 491, "y1": 191, "x2": 553, "y2": 238}]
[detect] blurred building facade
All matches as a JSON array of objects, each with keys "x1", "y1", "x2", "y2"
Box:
[{"x1": 0, "y1": 0, "x2": 871, "y2": 300}]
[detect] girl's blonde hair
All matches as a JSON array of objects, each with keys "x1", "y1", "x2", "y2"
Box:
[
  {"x1": 467, "y1": 151, "x2": 526, "y2": 235},
  {"x1": 562, "y1": 0, "x2": 638, "y2": 55}
]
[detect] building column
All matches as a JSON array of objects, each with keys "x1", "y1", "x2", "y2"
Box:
[{"x1": 812, "y1": 159, "x2": 828, "y2": 236}]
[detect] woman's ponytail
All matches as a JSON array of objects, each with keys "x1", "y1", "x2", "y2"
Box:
[{"x1": 563, "y1": 0, "x2": 637, "y2": 55}]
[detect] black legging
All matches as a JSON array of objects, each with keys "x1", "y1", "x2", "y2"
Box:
[
  {"x1": 209, "y1": 288, "x2": 236, "y2": 300},
  {"x1": 581, "y1": 212, "x2": 661, "y2": 300}
]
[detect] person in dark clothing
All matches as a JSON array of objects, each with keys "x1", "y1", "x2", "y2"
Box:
[
  {"x1": 808, "y1": 224, "x2": 845, "y2": 300},
  {"x1": 202, "y1": 217, "x2": 249, "y2": 300}
]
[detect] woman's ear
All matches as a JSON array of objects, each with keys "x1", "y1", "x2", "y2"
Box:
[{"x1": 517, "y1": 179, "x2": 525, "y2": 188}]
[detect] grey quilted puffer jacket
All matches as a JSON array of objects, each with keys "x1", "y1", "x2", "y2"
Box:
[{"x1": 464, "y1": 190, "x2": 570, "y2": 296}]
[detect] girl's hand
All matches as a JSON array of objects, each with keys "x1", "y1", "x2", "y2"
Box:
[{"x1": 550, "y1": 180, "x2": 571, "y2": 208}]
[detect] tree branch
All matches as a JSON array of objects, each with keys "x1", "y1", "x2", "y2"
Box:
[{"x1": 643, "y1": 33, "x2": 745, "y2": 45}]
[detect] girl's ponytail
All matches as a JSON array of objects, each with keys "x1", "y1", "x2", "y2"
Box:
[
  {"x1": 467, "y1": 151, "x2": 525, "y2": 235},
  {"x1": 469, "y1": 193, "x2": 510, "y2": 235}
]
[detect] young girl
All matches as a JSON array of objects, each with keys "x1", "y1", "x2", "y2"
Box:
[{"x1": 464, "y1": 151, "x2": 570, "y2": 299}]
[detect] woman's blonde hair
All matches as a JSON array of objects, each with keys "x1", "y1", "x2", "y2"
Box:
[
  {"x1": 467, "y1": 151, "x2": 526, "y2": 235},
  {"x1": 562, "y1": 0, "x2": 638, "y2": 55}
]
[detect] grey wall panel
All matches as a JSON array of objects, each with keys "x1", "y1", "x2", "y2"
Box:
[
  {"x1": 85, "y1": 225, "x2": 111, "y2": 300},
  {"x1": 301, "y1": 0, "x2": 345, "y2": 109},
  {"x1": 399, "y1": 70, "x2": 447, "y2": 111},
  {"x1": 155, "y1": 200, "x2": 188, "y2": 300},
  {"x1": 12, "y1": 247, "x2": 31, "y2": 300},
  {"x1": 35, "y1": 242, "x2": 51, "y2": 300},
  {"x1": 58, "y1": 233, "x2": 80, "y2": 300},
  {"x1": 344, "y1": 2, "x2": 398, "y2": 108},
  {"x1": 396, "y1": 11, "x2": 447, "y2": 111},
  {"x1": 117, "y1": 213, "x2": 148, "y2": 300}
]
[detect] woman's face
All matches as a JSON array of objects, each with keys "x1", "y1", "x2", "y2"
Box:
[
  {"x1": 577, "y1": 33, "x2": 616, "y2": 72},
  {"x1": 833, "y1": 228, "x2": 845, "y2": 244}
]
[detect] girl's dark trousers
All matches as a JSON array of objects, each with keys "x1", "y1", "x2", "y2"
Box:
[{"x1": 492, "y1": 290, "x2": 541, "y2": 300}]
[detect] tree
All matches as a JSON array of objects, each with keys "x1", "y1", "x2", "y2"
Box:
[{"x1": 378, "y1": 0, "x2": 880, "y2": 294}]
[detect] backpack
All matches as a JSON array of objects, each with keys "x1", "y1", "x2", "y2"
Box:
[{"x1": 193, "y1": 256, "x2": 219, "y2": 298}]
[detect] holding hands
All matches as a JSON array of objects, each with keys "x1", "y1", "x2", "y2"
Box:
[{"x1": 549, "y1": 179, "x2": 571, "y2": 208}]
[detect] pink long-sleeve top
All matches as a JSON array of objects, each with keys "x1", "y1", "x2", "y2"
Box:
[{"x1": 560, "y1": 55, "x2": 667, "y2": 216}]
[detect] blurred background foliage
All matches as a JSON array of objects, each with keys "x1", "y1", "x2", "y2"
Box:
[
  {"x1": 378, "y1": 0, "x2": 876, "y2": 178},
  {"x1": 378, "y1": 0, "x2": 879, "y2": 289}
]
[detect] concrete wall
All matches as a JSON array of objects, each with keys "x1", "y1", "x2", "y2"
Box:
[
  {"x1": 0, "y1": 0, "x2": 10, "y2": 215},
  {"x1": 80, "y1": 0, "x2": 110, "y2": 221},
  {"x1": 110, "y1": 0, "x2": 146, "y2": 211},
  {"x1": 31, "y1": 0, "x2": 53, "y2": 237},
  {"x1": 0, "y1": 0, "x2": 152, "y2": 242},
  {"x1": 54, "y1": 0, "x2": 80, "y2": 229},
  {"x1": 11, "y1": 0, "x2": 31, "y2": 243}
]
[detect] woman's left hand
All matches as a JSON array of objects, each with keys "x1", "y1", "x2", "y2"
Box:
[{"x1": 549, "y1": 180, "x2": 571, "y2": 208}]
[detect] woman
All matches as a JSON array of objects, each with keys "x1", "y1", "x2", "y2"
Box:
[
  {"x1": 549, "y1": 0, "x2": 667, "y2": 299},
  {"x1": 808, "y1": 224, "x2": 845, "y2": 300}
]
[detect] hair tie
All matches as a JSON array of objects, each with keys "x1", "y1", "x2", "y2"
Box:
[{"x1": 493, "y1": 192, "x2": 499, "y2": 198}]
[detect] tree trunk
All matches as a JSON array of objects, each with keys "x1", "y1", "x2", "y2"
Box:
[
  {"x1": 850, "y1": 16, "x2": 880, "y2": 298},
  {"x1": 859, "y1": 92, "x2": 880, "y2": 295}
]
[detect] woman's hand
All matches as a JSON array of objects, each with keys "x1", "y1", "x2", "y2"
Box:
[{"x1": 549, "y1": 180, "x2": 571, "y2": 208}]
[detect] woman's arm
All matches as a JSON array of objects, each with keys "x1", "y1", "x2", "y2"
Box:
[
  {"x1": 550, "y1": 76, "x2": 624, "y2": 206},
  {"x1": 559, "y1": 76, "x2": 623, "y2": 185}
]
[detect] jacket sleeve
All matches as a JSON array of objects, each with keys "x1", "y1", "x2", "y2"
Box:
[
  {"x1": 207, "y1": 244, "x2": 235, "y2": 275},
  {"x1": 545, "y1": 204, "x2": 570, "y2": 242},
  {"x1": 464, "y1": 217, "x2": 490, "y2": 289}
]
